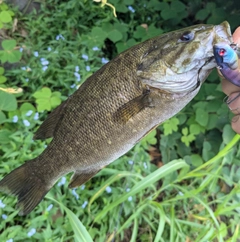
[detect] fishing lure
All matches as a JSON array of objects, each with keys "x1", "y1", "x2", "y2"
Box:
[{"x1": 213, "y1": 43, "x2": 240, "y2": 86}]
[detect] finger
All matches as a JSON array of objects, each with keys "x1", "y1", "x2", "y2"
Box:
[
  {"x1": 231, "y1": 115, "x2": 240, "y2": 134},
  {"x1": 222, "y1": 79, "x2": 240, "y2": 95},
  {"x1": 226, "y1": 92, "x2": 240, "y2": 114},
  {"x1": 233, "y1": 27, "x2": 240, "y2": 43}
]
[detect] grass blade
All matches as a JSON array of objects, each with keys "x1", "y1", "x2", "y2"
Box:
[
  {"x1": 46, "y1": 195, "x2": 93, "y2": 242},
  {"x1": 94, "y1": 159, "x2": 188, "y2": 222}
]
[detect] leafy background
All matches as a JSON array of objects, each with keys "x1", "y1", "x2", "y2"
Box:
[{"x1": 0, "y1": 0, "x2": 240, "y2": 241}]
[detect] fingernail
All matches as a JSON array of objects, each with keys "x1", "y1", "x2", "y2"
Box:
[{"x1": 226, "y1": 93, "x2": 240, "y2": 105}]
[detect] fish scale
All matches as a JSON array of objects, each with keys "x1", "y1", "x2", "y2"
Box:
[{"x1": 0, "y1": 21, "x2": 233, "y2": 215}]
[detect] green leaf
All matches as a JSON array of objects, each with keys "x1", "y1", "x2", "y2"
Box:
[
  {"x1": 124, "y1": 0, "x2": 134, "y2": 4},
  {"x1": 33, "y1": 87, "x2": 52, "y2": 99},
  {"x1": 222, "y1": 124, "x2": 235, "y2": 145},
  {"x1": 0, "y1": 75, "x2": 7, "y2": 83},
  {"x1": 171, "y1": 1, "x2": 185, "y2": 12},
  {"x1": 0, "y1": 90, "x2": 17, "y2": 111},
  {"x1": 33, "y1": 88, "x2": 61, "y2": 111},
  {"x1": 107, "y1": 29, "x2": 123, "y2": 43},
  {"x1": 182, "y1": 127, "x2": 188, "y2": 136},
  {"x1": 2, "y1": 39, "x2": 16, "y2": 50},
  {"x1": 0, "y1": 10, "x2": 12, "y2": 23},
  {"x1": 163, "y1": 117, "x2": 179, "y2": 135},
  {"x1": 196, "y1": 9, "x2": 209, "y2": 20},
  {"x1": 190, "y1": 154, "x2": 203, "y2": 167},
  {"x1": 0, "y1": 110, "x2": 6, "y2": 124},
  {"x1": 50, "y1": 96, "x2": 61, "y2": 108},
  {"x1": 89, "y1": 27, "x2": 107, "y2": 46},
  {"x1": 0, "y1": 50, "x2": 8, "y2": 63},
  {"x1": 0, "y1": 67, "x2": 4, "y2": 75},
  {"x1": 6, "y1": 50, "x2": 22, "y2": 63},
  {"x1": 36, "y1": 98, "x2": 52, "y2": 112},
  {"x1": 0, "y1": 129, "x2": 12, "y2": 143},
  {"x1": 195, "y1": 108, "x2": 208, "y2": 127},
  {"x1": 189, "y1": 124, "x2": 201, "y2": 135},
  {"x1": 20, "y1": 103, "x2": 36, "y2": 114},
  {"x1": 133, "y1": 26, "x2": 146, "y2": 39}
]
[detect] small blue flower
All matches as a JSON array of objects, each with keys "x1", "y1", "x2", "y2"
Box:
[
  {"x1": 72, "y1": 189, "x2": 79, "y2": 200},
  {"x1": 19, "y1": 47, "x2": 23, "y2": 52},
  {"x1": 74, "y1": 72, "x2": 81, "y2": 78},
  {"x1": 25, "y1": 78, "x2": 29, "y2": 82},
  {"x1": 21, "y1": 66, "x2": 31, "y2": 71},
  {"x1": 70, "y1": 83, "x2": 76, "y2": 89},
  {"x1": 26, "y1": 110, "x2": 33, "y2": 116},
  {"x1": 126, "y1": 188, "x2": 130, "y2": 192},
  {"x1": 23, "y1": 120, "x2": 30, "y2": 127},
  {"x1": 12, "y1": 115, "x2": 18, "y2": 123},
  {"x1": 81, "y1": 201, "x2": 88, "y2": 209},
  {"x1": 86, "y1": 66, "x2": 90, "y2": 71},
  {"x1": 81, "y1": 184, "x2": 85, "y2": 190},
  {"x1": 41, "y1": 59, "x2": 49, "y2": 66},
  {"x1": 34, "y1": 112, "x2": 39, "y2": 120},
  {"x1": 42, "y1": 66, "x2": 48, "y2": 72},
  {"x1": 74, "y1": 72, "x2": 81, "y2": 82},
  {"x1": 128, "y1": 196, "x2": 133, "y2": 202},
  {"x1": 46, "y1": 204, "x2": 53, "y2": 211},
  {"x1": 128, "y1": 6, "x2": 135, "y2": 13},
  {"x1": 82, "y1": 54, "x2": 88, "y2": 61},
  {"x1": 143, "y1": 162, "x2": 147, "y2": 169},
  {"x1": 33, "y1": 51, "x2": 39, "y2": 57},
  {"x1": 75, "y1": 66, "x2": 79, "y2": 72},
  {"x1": 57, "y1": 176, "x2": 66, "y2": 186},
  {"x1": 27, "y1": 228, "x2": 36, "y2": 237},
  {"x1": 56, "y1": 34, "x2": 65, "y2": 40},
  {"x1": 105, "y1": 186, "x2": 112, "y2": 193},
  {"x1": 101, "y1": 58, "x2": 109, "y2": 64},
  {"x1": 6, "y1": 239, "x2": 13, "y2": 242},
  {"x1": 128, "y1": 160, "x2": 134, "y2": 165},
  {"x1": 2, "y1": 214, "x2": 7, "y2": 220},
  {"x1": 92, "y1": 46, "x2": 100, "y2": 51},
  {"x1": 47, "y1": 47, "x2": 52, "y2": 51}
]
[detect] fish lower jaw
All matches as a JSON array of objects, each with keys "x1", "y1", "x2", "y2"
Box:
[{"x1": 142, "y1": 76, "x2": 199, "y2": 94}]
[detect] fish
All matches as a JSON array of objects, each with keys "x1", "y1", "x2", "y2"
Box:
[
  {"x1": 0, "y1": 21, "x2": 233, "y2": 215},
  {"x1": 213, "y1": 42, "x2": 240, "y2": 86}
]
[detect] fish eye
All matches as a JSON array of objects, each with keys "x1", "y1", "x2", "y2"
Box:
[{"x1": 178, "y1": 31, "x2": 194, "y2": 42}]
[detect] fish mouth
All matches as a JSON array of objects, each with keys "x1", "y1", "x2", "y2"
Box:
[{"x1": 214, "y1": 21, "x2": 232, "y2": 44}]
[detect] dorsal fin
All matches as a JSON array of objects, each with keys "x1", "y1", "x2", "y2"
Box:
[{"x1": 33, "y1": 99, "x2": 68, "y2": 140}]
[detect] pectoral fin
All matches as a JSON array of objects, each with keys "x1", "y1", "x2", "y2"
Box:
[
  {"x1": 113, "y1": 89, "x2": 153, "y2": 123},
  {"x1": 68, "y1": 170, "x2": 100, "y2": 189},
  {"x1": 34, "y1": 99, "x2": 68, "y2": 140}
]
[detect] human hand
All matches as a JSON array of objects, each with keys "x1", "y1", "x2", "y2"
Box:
[{"x1": 221, "y1": 27, "x2": 240, "y2": 133}]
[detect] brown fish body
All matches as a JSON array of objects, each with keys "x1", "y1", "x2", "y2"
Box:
[{"x1": 0, "y1": 22, "x2": 232, "y2": 215}]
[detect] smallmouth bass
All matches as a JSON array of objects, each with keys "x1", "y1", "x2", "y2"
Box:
[{"x1": 0, "y1": 22, "x2": 233, "y2": 215}]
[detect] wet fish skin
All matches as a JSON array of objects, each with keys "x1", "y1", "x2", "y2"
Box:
[{"x1": 0, "y1": 22, "x2": 232, "y2": 215}]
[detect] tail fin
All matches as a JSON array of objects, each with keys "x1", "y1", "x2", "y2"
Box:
[{"x1": 0, "y1": 160, "x2": 50, "y2": 215}]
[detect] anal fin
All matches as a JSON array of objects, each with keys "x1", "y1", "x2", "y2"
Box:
[
  {"x1": 113, "y1": 88, "x2": 153, "y2": 123},
  {"x1": 68, "y1": 170, "x2": 100, "y2": 189}
]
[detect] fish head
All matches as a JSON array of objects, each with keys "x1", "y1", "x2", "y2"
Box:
[{"x1": 138, "y1": 21, "x2": 233, "y2": 93}]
